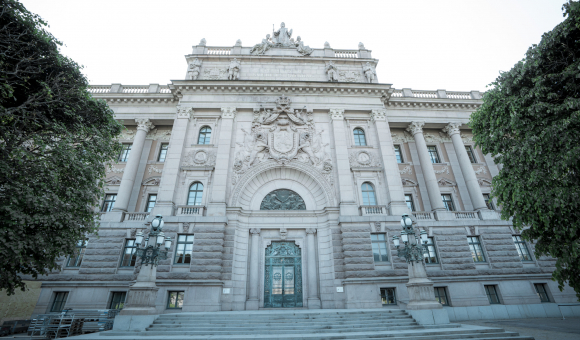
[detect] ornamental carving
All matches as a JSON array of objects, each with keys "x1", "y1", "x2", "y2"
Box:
[
  {"x1": 399, "y1": 165, "x2": 413, "y2": 175},
  {"x1": 106, "y1": 166, "x2": 124, "y2": 174},
  {"x1": 370, "y1": 109, "x2": 386, "y2": 121},
  {"x1": 148, "y1": 166, "x2": 163, "y2": 175},
  {"x1": 146, "y1": 129, "x2": 172, "y2": 140},
  {"x1": 142, "y1": 177, "x2": 161, "y2": 186},
  {"x1": 136, "y1": 118, "x2": 155, "y2": 132},
  {"x1": 406, "y1": 121, "x2": 425, "y2": 135},
  {"x1": 474, "y1": 166, "x2": 488, "y2": 175},
  {"x1": 105, "y1": 176, "x2": 122, "y2": 185},
  {"x1": 182, "y1": 149, "x2": 216, "y2": 167},
  {"x1": 338, "y1": 70, "x2": 362, "y2": 82},
  {"x1": 177, "y1": 107, "x2": 194, "y2": 119},
  {"x1": 424, "y1": 133, "x2": 451, "y2": 143},
  {"x1": 183, "y1": 222, "x2": 190, "y2": 233},
  {"x1": 328, "y1": 108, "x2": 344, "y2": 120},
  {"x1": 187, "y1": 59, "x2": 202, "y2": 80},
  {"x1": 119, "y1": 129, "x2": 136, "y2": 140},
  {"x1": 391, "y1": 131, "x2": 414, "y2": 143},
  {"x1": 349, "y1": 150, "x2": 381, "y2": 168},
  {"x1": 260, "y1": 189, "x2": 306, "y2": 210},
  {"x1": 443, "y1": 122, "x2": 462, "y2": 137},
  {"x1": 433, "y1": 166, "x2": 450, "y2": 175},
  {"x1": 221, "y1": 107, "x2": 237, "y2": 119},
  {"x1": 201, "y1": 67, "x2": 227, "y2": 80}
]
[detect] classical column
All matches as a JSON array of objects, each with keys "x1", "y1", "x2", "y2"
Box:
[
  {"x1": 329, "y1": 109, "x2": 358, "y2": 215},
  {"x1": 306, "y1": 228, "x2": 321, "y2": 309},
  {"x1": 246, "y1": 228, "x2": 261, "y2": 310},
  {"x1": 443, "y1": 123, "x2": 488, "y2": 211},
  {"x1": 153, "y1": 107, "x2": 193, "y2": 216},
  {"x1": 371, "y1": 109, "x2": 408, "y2": 215},
  {"x1": 406, "y1": 122, "x2": 446, "y2": 212},
  {"x1": 113, "y1": 118, "x2": 154, "y2": 213}
]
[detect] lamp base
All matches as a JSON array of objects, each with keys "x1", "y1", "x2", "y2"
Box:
[{"x1": 405, "y1": 281, "x2": 443, "y2": 310}]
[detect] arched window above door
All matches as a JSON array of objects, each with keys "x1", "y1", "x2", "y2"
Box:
[
  {"x1": 353, "y1": 128, "x2": 367, "y2": 146},
  {"x1": 361, "y1": 182, "x2": 377, "y2": 205},
  {"x1": 187, "y1": 182, "x2": 204, "y2": 205},
  {"x1": 197, "y1": 126, "x2": 212, "y2": 144},
  {"x1": 260, "y1": 189, "x2": 306, "y2": 210}
]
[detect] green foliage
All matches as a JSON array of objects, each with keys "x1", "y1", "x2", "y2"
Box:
[
  {"x1": 0, "y1": 0, "x2": 122, "y2": 294},
  {"x1": 470, "y1": 2, "x2": 580, "y2": 299}
]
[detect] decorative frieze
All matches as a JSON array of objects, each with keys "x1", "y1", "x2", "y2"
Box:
[
  {"x1": 181, "y1": 149, "x2": 216, "y2": 167},
  {"x1": 348, "y1": 150, "x2": 382, "y2": 168}
]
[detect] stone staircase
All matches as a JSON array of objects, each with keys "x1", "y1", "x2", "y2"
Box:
[{"x1": 96, "y1": 309, "x2": 535, "y2": 340}]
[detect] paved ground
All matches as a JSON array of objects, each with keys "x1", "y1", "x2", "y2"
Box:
[{"x1": 459, "y1": 317, "x2": 580, "y2": 340}]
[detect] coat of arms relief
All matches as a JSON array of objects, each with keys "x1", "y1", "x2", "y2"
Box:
[{"x1": 232, "y1": 95, "x2": 333, "y2": 185}]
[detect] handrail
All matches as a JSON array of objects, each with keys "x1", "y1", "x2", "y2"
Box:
[{"x1": 177, "y1": 205, "x2": 205, "y2": 216}]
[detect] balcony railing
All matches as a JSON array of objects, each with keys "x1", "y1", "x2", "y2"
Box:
[
  {"x1": 412, "y1": 211, "x2": 434, "y2": 220},
  {"x1": 360, "y1": 205, "x2": 387, "y2": 215},
  {"x1": 177, "y1": 205, "x2": 205, "y2": 216},
  {"x1": 454, "y1": 211, "x2": 478, "y2": 219},
  {"x1": 123, "y1": 212, "x2": 149, "y2": 221}
]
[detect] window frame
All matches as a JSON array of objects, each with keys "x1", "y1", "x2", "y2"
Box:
[
  {"x1": 118, "y1": 143, "x2": 132, "y2": 162},
  {"x1": 484, "y1": 285, "x2": 501, "y2": 304},
  {"x1": 361, "y1": 182, "x2": 377, "y2": 206},
  {"x1": 108, "y1": 292, "x2": 127, "y2": 310},
  {"x1": 174, "y1": 234, "x2": 195, "y2": 265},
  {"x1": 353, "y1": 128, "x2": 367, "y2": 146},
  {"x1": 483, "y1": 194, "x2": 495, "y2": 210},
  {"x1": 424, "y1": 237, "x2": 438, "y2": 264},
  {"x1": 120, "y1": 239, "x2": 138, "y2": 267},
  {"x1": 441, "y1": 194, "x2": 455, "y2": 211},
  {"x1": 434, "y1": 287, "x2": 450, "y2": 306},
  {"x1": 394, "y1": 145, "x2": 404, "y2": 163},
  {"x1": 370, "y1": 234, "x2": 389, "y2": 263},
  {"x1": 534, "y1": 283, "x2": 550, "y2": 302},
  {"x1": 465, "y1": 145, "x2": 477, "y2": 163},
  {"x1": 467, "y1": 236, "x2": 486, "y2": 263},
  {"x1": 101, "y1": 194, "x2": 117, "y2": 212},
  {"x1": 145, "y1": 194, "x2": 157, "y2": 213},
  {"x1": 187, "y1": 182, "x2": 204, "y2": 206},
  {"x1": 50, "y1": 292, "x2": 69, "y2": 313},
  {"x1": 427, "y1": 145, "x2": 441, "y2": 163},
  {"x1": 66, "y1": 240, "x2": 87, "y2": 268},
  {"x1": 197, "y1": 126, "x2": 212, "y2": 145},
  {"x1": 380, "y1": 288, "x2": 397, "y2": 305},
  {"x1": 157, "y1": 143, "x2": 169, "y2": 162},
  {"x1": 405, "y1": 194, "x2": 415, "y2": 212},
  {"x1": 512, "y1": 235, "x2": 533, "y2": 262},
  {"x1": 167, "y1": 291, "x2": 185, "y2": 309}
]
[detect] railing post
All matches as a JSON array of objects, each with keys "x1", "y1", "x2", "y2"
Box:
[
  {"x1": 470, "y1": 90, "x2": 482, "y2": 100},
  {"x1": 110, "y1": 83, "x2": 123, "y2": 93},
  {"x1": 436, "y1": 89, "x2": 448, "y2": 99},
  {"x1": 402, "y1": 88, "x2": 413, "y2": 97},
  {"x1": 148, "y1": 84, "x2": 160, "y2": 93}
]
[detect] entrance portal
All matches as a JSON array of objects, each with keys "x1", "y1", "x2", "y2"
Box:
[{"x1": 264, "y1": 242, "x2": 303, "y2": 308}]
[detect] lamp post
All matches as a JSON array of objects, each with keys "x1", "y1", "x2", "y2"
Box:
[
  {"x1": 120, "y1": 215, "x2": 173, "y2": 315},
  {"x1": 393, "y1": 214, "x2": 442, "y2": 310}
]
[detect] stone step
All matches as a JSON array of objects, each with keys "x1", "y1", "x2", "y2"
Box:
[
  {"x1": 154, "y1": 315, "x2": 413, "y2": 322},
  {"x1": 152, "y1": 316, "x2": 415, "y2": 324},
  {"x1": 146, "y1": 324, "x2": 422, "y2": 333},
  {"x1": 149, "y1": 320, "x2": 418, "y2": 328},
  {"x1": 154, "y1": 311, "x2": 409, "y2": 320}
]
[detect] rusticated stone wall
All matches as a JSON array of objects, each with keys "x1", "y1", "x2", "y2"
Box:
[{"x1": 341, "y1": 224, "x2": 375, "y2": 278}]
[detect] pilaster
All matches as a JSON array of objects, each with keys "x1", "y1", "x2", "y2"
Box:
[
  {"x1": 246, "y1": 228, "x2": 261, "y2": 310},
  {"x1": 306, "y1": 228, "x2": 321, "y2": 309}
]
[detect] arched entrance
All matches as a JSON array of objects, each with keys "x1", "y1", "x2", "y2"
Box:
[{"x1": 264, "y1": 242, "x2": 303, "y2": 308}]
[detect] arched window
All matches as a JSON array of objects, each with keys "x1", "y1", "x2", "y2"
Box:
[
  {"x1": 260, "y1": 189, "x2": 306, "y2": 210},
  {"x1": 361, "y1": 182, "x2": 377, "y2": 205},
  {"x1": 187, "y1": 182, "x2": 204, "y2": 205},
  {"x1": 353, "y1": 128, "x2": 367, "y2": 146},
  {"x1": 197, "y1": 126, "x2": 211, "y2": 144}
]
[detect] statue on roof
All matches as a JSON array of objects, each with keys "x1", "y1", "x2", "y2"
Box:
[
  {"x1": 273, "y1": 22, "x2": 294, "y2": 47},
  {"x1": 250, "y1": 34, "x2": 274, "y2": 55},
  {"x1": 295, "y1": 36, "x2": 313, "y2": 56}
]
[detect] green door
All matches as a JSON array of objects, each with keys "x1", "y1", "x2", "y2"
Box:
[{"x1": 264, "y1": 242, "x2": 303, "y2": 308}]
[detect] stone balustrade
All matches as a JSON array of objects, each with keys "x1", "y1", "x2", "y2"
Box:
[
  {"x1": 123, "y1": 212, "x2": 149, "y2": 222},
  {"x1": 207, "y1": 47, "x2": 232, "y2": 55},
  {"x1": 454, "y1": 211, "x2": 478, "y2": 219},
  {"x1": 87, "y1": 84, "x2": 171, "y2": 94},
  {"x1": 359, "y1": 205, "x2": 387, "y2": 215},
  {"x1": 412, "y1": 211, "x2": 434, "y2": 220},
  {"x1": 177, "y1": 205, "x2": 205, "y2": 216}
]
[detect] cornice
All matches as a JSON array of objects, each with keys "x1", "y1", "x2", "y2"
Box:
[{"x1": 387, "y1": 99, "x2": 482, "y2": 110}]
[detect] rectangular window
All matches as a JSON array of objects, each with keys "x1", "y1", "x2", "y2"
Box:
[
  {"x1": 51, "y1": 292, "x2": 69, "y2": 312},
  {"x1": 427, "y1": 146, "x2": 441, "y2": 163},
  {"x1": 512, "y1": 235, "x2": 532, "y2": 261},
  {"x1": 145, "y1": 194, "x2": 157, "y2": 213},
  {"x1": 167, "y1": 291, "x2": 184, "y2": 309},
  {"x1": 174, "y1": 235, "x2": 195, "y2": 264},
  {"x1": 405, "y1": 194, "x2": 415, "y2": 212},
  {"x1": 468, "y1": 236, "x2": 486, "y2": 262},
  {"x1": 120, "y1": 239, "x2": 138, "y2": 267},
  {"x1": 483, "y1": 194, "x2": 495, "y2": 210},
  {"x1": 380, "y1": 288, "x2": 396, "y2": 305},
  {"x1": 534, "y1": 284, "x2": 550, "y2": 302},
  {"x1": 434, "y1": 287, "x2": 449, "y2": 306},
  {"x1": 66, "y1": 240, "x2": 87, "y2": 267},
  {"x1": 424, "y1": 237, "x2": 438, "y2": 264},
  {"x1": 101, "y1": 194, "x2": 117, "y2": 212},
  {"x1": 394, "y1": 145, "x2": 404, "y2": 163},
  {"x1": 441, "y1": 194, "x2": 455, "y2": 211},
  {"x1": 370, "y1": 234, "x2": 389, "y2": 262},
  {"x1": 485, "y1": 285, "x2": 501, "y2": 304},
  {"x1": 465, "y1": 146, "x2": 477, "y2": 163},
  {"x1": 158, "y1": 143, "x2": 169, "y2": 162},
  {"x1": 109, "y1": 292, "x2": 127, "y2": 310},
  {"x1": 118, "y1": 144, "x2": 132, "y2": 162}
]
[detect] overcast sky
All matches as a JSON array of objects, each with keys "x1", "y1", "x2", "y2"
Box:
[{"x1": 21, "y1": 0, "x2": 567, "y2": 91}]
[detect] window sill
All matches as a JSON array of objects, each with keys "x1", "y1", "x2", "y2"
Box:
[
  {"x1": 351, "y1": 145, "x2": 373, "y2": 148},
  {"x1": 191, "y1": 144, "x2": 214, "y2": 147},
  {"x1": 374, "y1": 262, "x2": 391, "y2": 266}
]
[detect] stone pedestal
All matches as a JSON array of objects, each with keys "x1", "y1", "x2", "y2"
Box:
[{"x1": 120, "y1": 265, "x2": 159, "y2": 315}]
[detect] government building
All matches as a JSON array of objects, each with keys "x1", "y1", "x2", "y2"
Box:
[{"x1": 30, "y1": 23, "x2": 577, "y2": 321}]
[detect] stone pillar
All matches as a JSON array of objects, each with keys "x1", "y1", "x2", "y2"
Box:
[
  {"x1": 113, "y1": 118, "x2": 154, "y2": 213},
  {"x1": 371, "y1": 109, "x2": 408, "y2": 215},
  {"x1": 153, "y1": 107, "x2": 193, "y2": 216},
  {"x1": 405, "y1": 231, "x2": 442, "y2": 310},
  {"x1": 329, "y1": 109, "x2": 358, "y2": 215},
  {"x1": 306, "y1": 228, "x2": 321, "y2": 309},
  {"x1": 119, "y1": 264, "x2": 159, "y2": 315},
  {"x1": 246, "y1": 228, "x2": 260, "y2": 310},
  {"x1": 206, "y1": 107, "x2": 236, "y2": 216}
]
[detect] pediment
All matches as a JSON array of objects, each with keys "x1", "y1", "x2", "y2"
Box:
[
  {"x1": 437, "y1": 177, "x2": 456, "y2": 187},
  {"x1": 105, "y1": 176, "x2": 122, "y2": 185},
  {"x1": 142, "y1": 176, "x2": 161, "y2": 186}
]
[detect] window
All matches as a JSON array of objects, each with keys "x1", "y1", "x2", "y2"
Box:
[
  {"x1": 66, "y1": 240, "x2": 87, "y2": 267},
  {"x1": 51, "y1": 292, "x2": 69, "y2": 312},
  {"x1": 174, "y1": 235, "x2": 195, "y2": 264},
  {"x1": 513, "y1": 235, "x2": 532, "y2": 261},
  {"x1": 394, "y1": 145, "x2": 404, "y2": 163},
  {"x1": 465, "y1": 146, "x2": 477, "y2": 163},
  {"x1": 101, "y1": 194, "x2": 117, "y2": 212},
  {"x1": 353, "y1": 128, "x2": 367, "y2": 146},
  {"x1": 118, "y1": 144, "x2": 132, "y2": 162},
  {"x1": 405, "y1": 194, "x2": 415, "y2": 212},
  {"x1": 187, "y1": 182, "x2": 204, "y2": 206},
  {"x1": 483, "y1": 194, "x2": 495, "y2": 210},
  {"x1": 371, "y1": 234, "x2": 388, "y2": 262},
  {"x1": 380, "y1": 288, "x2": 396, "y2": 305},
  {"x1": 424, "y1": 237, "x2": 438, "y2": 264},
  {"x1": 427, "y1": 146, "x2": 441, "y2": 163},
  {"x1": 197, "y1": 126, "x2": 211, "y2": 144},
  {"x1": 434, "y1": 287, "x2": 449, "y2": 306},
  {"x1": 534, "y1": 284, "x2": 550, "y2": 302},
  {"x1": 468, "y1": 236, "x2": 486, "y2": 262},
  {"x1": 145, "y1": 194, "x2": 157, "y2": 213},
  {"x1": 158, "y1": 143, "x2": 169, "y2": 162},
  {"x1": 167, "y1": 291, "x2": 184, "y2": 309},
  {"x1": 441, "y1": 194, "x2": 455, "y2": 211},
  {"x1": 109, "y1": 292, "x2": 127, "y2": 310},
  {"x1": 361, "y1": 182, "x2": 377, "y2": 205},
  {"x1": 120, "y1": 240, "x2": 138, "y2": 267},
  {"x1": 485, "y1": 285, "x2": 501, "y2": 304}
]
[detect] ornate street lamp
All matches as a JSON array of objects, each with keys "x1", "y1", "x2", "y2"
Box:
[
  {"x1": 393, "y1": 214, "x2": 429, "y2": 265},
  {"x1": 134, "y1": 215, "x2": 172, "y2": 266}
]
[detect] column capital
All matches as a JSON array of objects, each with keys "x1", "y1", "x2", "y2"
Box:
[
  {"x1": 176, "y1": 107, "x2": 194, "y2": 120},
  {"x1": 329, "y1": 108, "x2": 344, "y2": 120},
  {"x1": 442, "y1": 122, "x2": 462, "y2": 137},
  {"x1": 135, "y1": 118, "x2": 155, "y2": 132},
  {"x1": 406, "y1": 121, "x2": 425, "y2": 136},
  {"x1": 250, "y1": 228, "x2": 261, "y2": 235},
  {"x1": 221, "y1": 107, "x2": 237, "y2": 119},
  {"x1": 306, "y1": 228, "x2": 317, "y2": 235},
  {"x1": 370, "y1": 109, "x2": 387, "y2": 122}
]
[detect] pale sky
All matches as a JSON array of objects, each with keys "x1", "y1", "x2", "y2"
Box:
[{"x1": 21, "y1": 0, "x2": 567, "y2": 92}]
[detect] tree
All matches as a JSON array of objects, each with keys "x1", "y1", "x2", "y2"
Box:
[
  {"x1": 470, "y1": 2, "x2": 580, "y2": 299},
  {"x1": 0, "y1": 0, "x2": 123, "y2": 294}
]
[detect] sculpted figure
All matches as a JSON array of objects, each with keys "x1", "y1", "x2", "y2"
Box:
[
  {"x1": 227, "y1": 58, "x2": 241, "y2": 80},
  {"x1": 298, "y1": 132, "x2": 318, "y2": 164},
  {"x1": 188, "y1": 58, "x2": 202, "y2": 80},
  {"x1": 273, "y1": 22, "x2": 294, "y2": 47},
  {"x1": 295, "y1": 36, "x2": 313, "y2": 56},
  {"x1": 325, "y1": 61, "x2": 339, "y2": 82},
  {"x1": 250, "y1": 34, "x2": 273, "y2": 55},
  {"x1": 363, "y1": 62, "x2": 376, "y2": 83},
  {"x1": 242, "y1": 125, "x2": 268, "y2": 165}
]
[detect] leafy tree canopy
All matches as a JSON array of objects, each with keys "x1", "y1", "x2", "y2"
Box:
[
  {"x1": 471, "y1": 2, "x2": 580, "y2": 299},
  {"x1": 0, "y1": 0, "x2": 122, "y2": 294}
]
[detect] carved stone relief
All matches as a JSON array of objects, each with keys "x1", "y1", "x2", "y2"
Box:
[
  {"x1": 142, "y1": 177, "x2": 161, "y2": 186},
  {"x1": 338, "y1": 70, "x2": 362, "y2": 82},
  {"x1": 433, "y1": 166, "x2": 450, "y2": 175},
  {"x1": 106, "y1": 166, "x2": 124, "y2": 174},
  {"x1": 399, "y1": 165, "x2": 413, "y2": 175},
  {"x1": 201, "y1": 67, "x2": 227, "y2": 80},
  {"x1": 105, "y1": 176, "x2": 122, "y2": 185},
  {"x1": 260, "y1": 189, "x2": 306, "y2": 210},
  {"x1": 188, "y1": 58, "x2": 202, "y2": 80},
  {"x1": 148, "y1": 166, "x2": 163, "y2": 175},
  {"x1": 182, "y1": 149, "x2": 216, "y2": 167},
  {"x1": 391, "y1": 131, "x2": 414, "y2": 143},
  {"x1": 474, "y1": 166, "x2": 488, "y2": 175},
  {"x1": 183, "y1": 222, "x2": 190, "y2": 234},
  {"x1": 348, "y1": 150, "x2": 381, "y2": 168}
]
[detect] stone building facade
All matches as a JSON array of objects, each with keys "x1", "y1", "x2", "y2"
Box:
[{"x1": 31, "y1": 24, "x2": 576, "y2": 317}]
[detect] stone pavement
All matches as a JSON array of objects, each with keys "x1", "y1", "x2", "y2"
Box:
[{"x1": 460, "y1": 317, "x2": 580, "y2": 340}]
